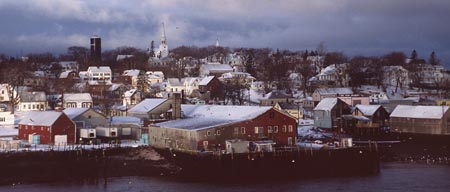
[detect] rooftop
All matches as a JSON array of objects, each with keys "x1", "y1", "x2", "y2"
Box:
[
  {"x1": 156, "y1": 105, "x2": 272, "y2": 130},
  {"x1": 128, "y1": 98, "x2": 168, "y2": 113},
  {"x1": 390, "y1": 105, "x2": 449, "y2": 119},
  {"x1": 19, "y1": 111, "x2": 65, "y2": 126}
]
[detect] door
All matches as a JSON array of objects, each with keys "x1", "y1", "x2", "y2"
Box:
[
  {"x1": 54, "y1": 135, "x2": 68, "y2": 146},
  {"x1": 288, "y1": 137, "x2": 293, "y2": 145}
]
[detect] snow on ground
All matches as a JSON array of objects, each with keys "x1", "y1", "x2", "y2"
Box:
[
  {"x1": 0, "y1": 139, "x2": 148, "y2": 153},
  {"x1": 298, "y1": 119, "x2": 314, "y2": 126},
  {"x1": 296, "y1": 142, "x2": 324, "y2": 149},
  {"x1": 0, "y1": 126, "x2": 18, "y2": 137},
  {"x1": 297, "y1": 126, "x2": 328, "y2": 140},
  {"x1": 249, "y1": 89, "x2": 265, "y2": 104}
]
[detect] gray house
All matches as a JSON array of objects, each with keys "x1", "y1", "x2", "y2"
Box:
[
  {"x1": 127, "y1": 98, "x2": 172, "y2": 120},
  {"x1": 313, "y1": 98, "x2": 351, "y2": 129},
  {"x1": 63, "y1": 108, "x2": 108, "y2": 129}
]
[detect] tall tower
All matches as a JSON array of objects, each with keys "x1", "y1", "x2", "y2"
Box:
[
  {"x1": 90, "y1": 36, "x2": 101, "y2": 64},
  {"x1": 158, "y1": 22, "x2": 169, "y2": 58},
  {"x1": 215, "y1": 37, "x2": 220, "y2": 47}
]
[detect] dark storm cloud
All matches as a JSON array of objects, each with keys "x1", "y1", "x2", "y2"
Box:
[{"x1": 0, "y1": 0, "x2": 449, "y2": 67}]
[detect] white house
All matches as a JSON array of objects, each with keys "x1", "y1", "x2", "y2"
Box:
[
  {"x1": 146, "y1": 71, "x2": 165, "y2": 85},
  {"x1": 121, "y1": 69, "x2": 141, "y2": 87},
  {"x1": 63, "y1": 93, "x2": 93, "y2": 108},
  {"x1": 165, "y1": 77, "x2": 200, "y2": 95},
  {"x1": 166, "y1": 78, "x2": 185, "y2": 93},
  {"x1": 58, "y1": 61, "x2": 79, "y2": 72},
  {"x1": 199, "y1": 63, "x2": 233, "y2": 77},
  {"x1": 316, "y1": 64, "x2": 350, "y2": 86},
  {"x1": 383, "y1": 66, "x2": 410, "y2": 88},
  {"x1": 122, "y1": 88, "x2": 142, "y2": 106},
  {"x1": 0, "y1": 84, "x2": 14, "y2": 102},
  {"x1": 414, "y1": 64, "x2": 447, "y2": 86},
  {"x1": 17, "y1": 91, "x2": 48, "y2": 112},
  {"x1": 83, "y1": 66, "x2": 112, "y2": 84},
  {"x1": 0, "y1": 109, "x2": 14, "y2": 126},
  {"x1": 219, "y1": 72, "x2": 255, "y2": 86}
]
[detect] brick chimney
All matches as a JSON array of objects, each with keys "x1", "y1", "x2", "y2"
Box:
[{"x1": 171, "y1": 92, "x2": 182, "y2": 119}]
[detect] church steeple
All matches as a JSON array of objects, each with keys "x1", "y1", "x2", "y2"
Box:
[
  {"x1": 161, "y1": 22, "x2": 167, "y2": 45},
  {"x1": 215, "y1": 37, "x2": 220, "y2": 47}
]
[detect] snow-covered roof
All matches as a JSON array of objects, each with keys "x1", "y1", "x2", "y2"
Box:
[
  {"x1": 355, "y1": 104, "x2": 382, "y2": 116},
  {"x1": 182, "y1": 77, "x2": 199, "y2": 86},
  {"x1": 122, "y1": 69, "x2": 140, "y2": 77},
  {"x1": 19, "y1": 111, "x2": 65, "y2": 126},
  {"x1": 58, "y1": 61, "x2": 78, "y2": 66},
  {"x1": 315, "y1": 87, "x2": 353, "y2": 95},
  {"x1": 263, "y1": 90, "x2": 293, "y2": 99},
  {"x1": 63, "y1": 93, "x2": 92, "y2": 102},
  {"x1": 116, "y1": 54, "x2": 134, "y2": 61},
  {"x1": 202, "y1": 63, "x2": 233, "y2": 72},
  {"x1": 124, "y1": 89, "x2": 138, "y2": 97},
  {"x1": 108, "y1": 83, "x2": 123, "y2": 91},
  {"x1": 383, "y1": 65, "x2": 408, "y2": 72},
  {"x1": 59, "y1": 70, "x2": 76, "y2": 78},
  {"x1": 20, "y1": 91, "x2": 46, "y2": 102},
  {"x1": 390, "y1": 105, "x2": 449, "y2": 119},
  {"x1": 319, "y1": 65, "x2": 337, "y2": 76},
  {"x1": 167, "y1": 78, "x2": 183, "y2": 86},
  {"x1": 87, "y1": 66, "x2": 111, "y2": 73},
  {"x1": 199, "y1": 76, "x2": 215, "y2": 86},
  {"x1": 88, "y1": 80, "x2": 112, "y2": 85},
  {"x1": 314, "y1": 98, "x2": 338, "y2": 111},
  {"x1": 128, "y1": 98, "x2": 168, "y2": 113},
  {"x1": 63, "y1": 108, "x2": 89, "y2": 119},
  {"x1": 220, "y1": 72, "x2": 255, "y2": 79},
  {"x1": 110, "y1": 116, "x2": 141, "y2": 125},
  {"x1": 155, "y1": 105, "x2": 272, "y2": 130}
]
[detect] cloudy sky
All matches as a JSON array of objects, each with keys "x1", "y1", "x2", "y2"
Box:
[{"x1": 0, "y1": 0, "x2": 449, "y2": 67}]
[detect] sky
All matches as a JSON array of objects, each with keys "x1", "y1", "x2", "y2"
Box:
[{"x1": 0, "y1": 0, "x2": 449, "y2": 68}]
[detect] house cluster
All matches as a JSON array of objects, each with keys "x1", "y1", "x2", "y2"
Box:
[
  {"x1": 1, "y1": 31, "x2": 450, "y2": 153},
  {"x1": 311, "y1": 91, "x2": 450, "y2": 139}
]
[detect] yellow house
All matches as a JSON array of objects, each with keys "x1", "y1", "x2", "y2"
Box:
[{"x1": 274, "y1": 102, "x2": 303, "y2": 120}]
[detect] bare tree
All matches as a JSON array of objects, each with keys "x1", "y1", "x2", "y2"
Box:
[
  {"x1": 298, "y1": 62, "x2": 314, "y2": 94},
  {"x1": 316, "y1": 41, "x2": 327, "y2": 56},
  {"x1": 324, "y1": 52, "x2": 347, "y2": 66},
  {"x1": 223, "y1": 78, "x2": 250, "y2": 105},
  {"x1": 2, "y1": 67, "x2": 28, "y2": 114},
  {"x1": 383, "y1": 52, "x2": 406, "y2": 66}
]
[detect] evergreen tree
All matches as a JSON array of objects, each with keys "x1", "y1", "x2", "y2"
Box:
[
  {"x1": 411, "y1": 49, "x2": 418, "y2": 61},
  {"x1": 429, "y1": 51, "x2": 438, "y2": 65}
]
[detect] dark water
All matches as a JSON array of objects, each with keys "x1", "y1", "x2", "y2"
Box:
[{"x1": 2, "y1": 162, "x2": 450, "y2": 192}]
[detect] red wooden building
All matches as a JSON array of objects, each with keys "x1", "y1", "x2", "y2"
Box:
[
  {"x1": 18, "y1": 111, "x2": 76, "y2": 144},
  {"x1": 149, "y1": 105, "x2": 298, "y2": 152}
]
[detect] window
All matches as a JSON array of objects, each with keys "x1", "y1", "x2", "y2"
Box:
[
  {"x1": 274, "y1": 126, "x2": 278, "y2": 133},
  {"x1": 241, "y1": 127, "x2": 246, "y2": 134},
  {"x1": 268, "y1": 126, "x2": 273, "y2": 133},
  {"x1": 206, "y1": 130, "x2": 211, "y2": 136},
  {"x1": 216, "y1": 130, "x2": 221, "y2": 135},
  {"x1": 282, "y1": 125, "x2": 287, "y2": 133},
  {"x1": 0, "y1": 117, "x2": 5, "y2": 122},
  {"x1": 288, "y1": 137, "x2": 293, "y2": 145},
  {"x1": 288, "y1": 125, "x2": 293, "y2": 133},
  {"x1": 234, "y1": 127, "x2": 239, "y2": 135},
  {"x1": 269, "y1": 112, "x2": 275, "y2": 118}
]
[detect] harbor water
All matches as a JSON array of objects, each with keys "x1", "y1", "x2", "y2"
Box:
[{"x1": 1, "y1": 162, "x2": 449, "y2": 192}]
